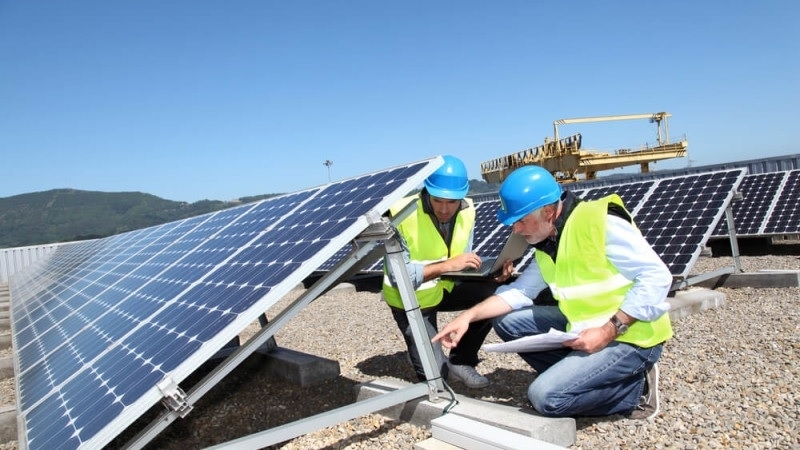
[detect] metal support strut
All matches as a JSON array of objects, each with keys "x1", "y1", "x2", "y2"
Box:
[{"x1": 382, "y1": 234, "x2": 444, "y2": 401}]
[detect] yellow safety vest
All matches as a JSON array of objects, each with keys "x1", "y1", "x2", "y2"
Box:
[
  {"x1": 536, "y1": 194, "x2": 672, "y2": 348},
  {"x1": 383, "y1": 196, "x2": 475, "y2": 309}
]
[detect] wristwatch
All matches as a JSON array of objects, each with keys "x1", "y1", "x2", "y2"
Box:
[{"x1": 609, "y1": 314, "x2": 629, "y2": 336}]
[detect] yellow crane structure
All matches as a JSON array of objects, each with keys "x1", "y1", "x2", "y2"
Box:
[{"x1": 480, "y1": 112, "x2": 688, "y2": 184}]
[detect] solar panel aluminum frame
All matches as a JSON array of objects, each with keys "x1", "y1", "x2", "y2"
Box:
[{"x1": 11, "y1": 157, "x2": 445, "y2": 450}]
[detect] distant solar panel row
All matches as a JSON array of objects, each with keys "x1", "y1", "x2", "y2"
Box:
[
  {"x1": 10, "y1": 158, "x2": 440, "y2": 450},
  {"x1": 713, "y1": 169, "x2": 800, "y2": 237}
]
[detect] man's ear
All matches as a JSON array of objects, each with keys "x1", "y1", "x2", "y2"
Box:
[{"x1": 545, "y1": 204, "x2": 557, "y2": 222}]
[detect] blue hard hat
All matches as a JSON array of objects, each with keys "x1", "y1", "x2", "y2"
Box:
[
  {"x1": 424, "y1": 155, "x2": 470, "y2": 199},
  {"x1": 496, "y1": 165, "x2": 562, "y2": 225}
]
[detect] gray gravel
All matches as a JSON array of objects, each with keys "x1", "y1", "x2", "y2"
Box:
[{"x1": 2, "y1": 247, "x2": 799, "y2": 449}]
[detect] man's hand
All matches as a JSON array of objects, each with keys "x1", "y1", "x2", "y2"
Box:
[
  {"x1": 424, "y1": 252, "x2": 482, "y2": 282},
  {"x1": 448, "y1": 252, "x2": 483, "y2": 272},
  {"x1": 492, "y1": 259, "x2": 515, "y2": 283},
  {"x1": 432, "y1": 316, "x2": 471, "y2": 349},
  {"x1": 563, "y1": 323, "x2": 616, "y2": 354}
]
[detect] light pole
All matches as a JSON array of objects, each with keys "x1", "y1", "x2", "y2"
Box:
[{"x1": 323, "y1": 160, "x2": 333, "y2": 182}]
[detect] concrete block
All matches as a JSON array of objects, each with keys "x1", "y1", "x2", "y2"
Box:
[
  {"x1": 356, "y1": 378, "x2": 576, "y2": 448},
  {"x1": 431, "y1": 413, "x2": 568, "y2": 449},
  {"x1": 668, "y1": 289, "x2": 727, "y2": 321},
  {"x1": 693, "y1": 270, "x2": 800, "y2": 289},
  {"x1": 415, "y1": 437, "x2": 462, "y2": 450},
  {"x1": 260, "y1": 347, "x2": 340, "y2": 387},
  {"x1": 725, "y1": 271, "x2": 800, "y2": 288}
]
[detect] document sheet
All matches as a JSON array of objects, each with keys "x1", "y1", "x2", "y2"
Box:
[{"x1": 483, "y1": 328, "x2": 580, "y2": 353}]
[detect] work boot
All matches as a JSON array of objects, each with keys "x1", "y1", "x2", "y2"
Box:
[{"x1": 447, "y1": 362, "x2": 490, "y2": 389}]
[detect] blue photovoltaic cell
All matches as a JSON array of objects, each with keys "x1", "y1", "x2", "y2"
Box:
[
  {"x1": 713, "y1": 169, "x2": 800, "y2": 237},
  {"x1": 10, "y1": 158, "x2": 440, "y2": 450}
]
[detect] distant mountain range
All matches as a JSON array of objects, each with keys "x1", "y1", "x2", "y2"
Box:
[
  {"x1": 0, "y1": 180, "x2": 500, "y2": 248},
  {"x1": 0, "y1": 189, "x2": 278, "y2": 248}
]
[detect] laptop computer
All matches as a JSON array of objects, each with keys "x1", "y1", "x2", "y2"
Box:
[{"x1": 441, "y1": 232, "x2": 530, "y2": 278}]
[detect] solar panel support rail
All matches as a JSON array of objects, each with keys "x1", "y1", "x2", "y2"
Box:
[
  {"x1": 723, "y1": 201, "x2": 744, "y2": 273},
  {"x1": 122, "y1": 219, "x2": 444, "y2": 449}
]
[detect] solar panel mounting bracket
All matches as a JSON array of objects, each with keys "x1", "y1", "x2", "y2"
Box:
[
  {"x1": 354, "y1": 218, "x2": 394, "y2": 240},
  {"x1": 157, "y1": 376, "x2": 193, "y2": 418}
]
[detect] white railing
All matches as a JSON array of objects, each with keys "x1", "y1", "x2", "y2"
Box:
[{"x1": 0, "y1": 243, "x2": 65, "y2": 284}]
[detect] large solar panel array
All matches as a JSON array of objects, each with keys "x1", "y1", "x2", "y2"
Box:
[
  {"x1": 469, "y1": 169, "x2": 745, "y2": 279},
  {"x1": 9, "y1": 158, "x2": 441, "y2": 450},
  {"x1": 712, "y1": 169, "x2": 800, "y2": 237}
]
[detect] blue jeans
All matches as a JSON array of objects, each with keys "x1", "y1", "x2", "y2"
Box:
[{"x1": 493, "y1": 305, "x2": 663, "y2": 417}]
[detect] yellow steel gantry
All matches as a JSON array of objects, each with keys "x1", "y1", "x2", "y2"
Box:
[{"x1": 480, "y1": 112, "x2": 688, "y2": 184}]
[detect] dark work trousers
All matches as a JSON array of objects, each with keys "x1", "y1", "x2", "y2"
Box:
[{"x1": 390, "y1": 280, "x2": 497, "y2": 382}]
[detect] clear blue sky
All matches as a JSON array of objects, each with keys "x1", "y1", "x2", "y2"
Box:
[{"x1": 2, "y1": 1, "x2": 798, "y2": 202}]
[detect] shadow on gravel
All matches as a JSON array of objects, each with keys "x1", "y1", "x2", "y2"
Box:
[
  {"x1": 356, "y1": 353, "x2": 540, "y2": 410},
  {"x1": 356, "y1": 351, "x2": 417, "y2": 381},
  {"x1": 709, "y1": 239, "x2": 800, "y2": 257}
]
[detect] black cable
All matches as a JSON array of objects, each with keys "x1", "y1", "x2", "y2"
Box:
[{"x1": 440, "y1": 379, "x2": 459, "y2": 415}]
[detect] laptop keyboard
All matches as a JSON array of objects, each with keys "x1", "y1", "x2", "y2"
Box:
[{"x1": 461, "y1": 258, "x2": 496, "y2": 274}]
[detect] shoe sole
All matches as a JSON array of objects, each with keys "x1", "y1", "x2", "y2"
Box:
[{"x1": 646, "y1": 363, "x2": 660, "y2": 418}]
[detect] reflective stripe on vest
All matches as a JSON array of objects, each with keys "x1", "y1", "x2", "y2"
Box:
[{"x1": 548, "y1": 273, "x2": 632, "y2": 302}]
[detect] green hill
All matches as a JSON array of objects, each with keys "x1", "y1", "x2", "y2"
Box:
[
  {"x1": 0, "y1": 189, "x2": 254, "y2": 248},
  {"x1": 0, "y1": 181, "x2": 499, "y2": 249}
]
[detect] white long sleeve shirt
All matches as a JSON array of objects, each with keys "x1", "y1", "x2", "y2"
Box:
[{"x1": 495, "y1": 215, "x2": 673, "y2": 322}]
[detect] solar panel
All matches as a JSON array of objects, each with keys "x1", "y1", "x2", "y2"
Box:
[
  {"x1": 713, "y1": 169, "x2": 800, "y2": 237},
  {"x1": 628, "y1": 170, "x2": 745, "y2": 277},
  {"x1": 477, "y1": 169, "x2": 746, "y2": 279},
  {"x1": 471, "y1": 200, "x2": 515, "y2": 256},
  {"x1": 9, "y1": 157, "x2": 442, "y2": 450},
  {"x1": 764, "y1": 170, "x2": 800, "y2": 234}
]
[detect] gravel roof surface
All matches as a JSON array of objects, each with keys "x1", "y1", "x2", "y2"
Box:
[{"x1": 2, "y1": 244, "x2": 799, "y2": 449}]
